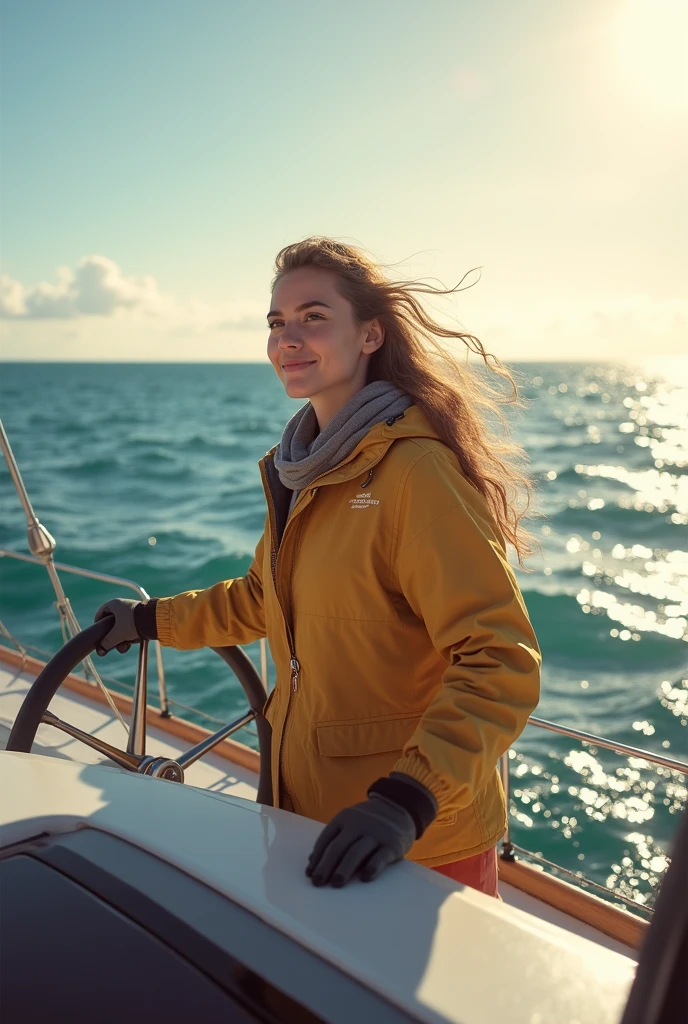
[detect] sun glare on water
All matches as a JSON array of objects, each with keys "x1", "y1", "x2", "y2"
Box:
[{"x1": 614, "y1": 0, "x2": 688, "y2": 114}]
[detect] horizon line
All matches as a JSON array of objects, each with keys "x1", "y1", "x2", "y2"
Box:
[{"x1": 3, "y1": 356, "x2": 677, "y2": 366}]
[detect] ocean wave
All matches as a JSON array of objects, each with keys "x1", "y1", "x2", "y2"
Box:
[
  {"x1": 547, "y1": 502, "x2": 682, "y2": 541},
  {"x1": 522, "y1": 590, "x2": 687, "y2": 667},
  {"x1": 58, "y1": 456, "x2": 117, "y2": 477}
]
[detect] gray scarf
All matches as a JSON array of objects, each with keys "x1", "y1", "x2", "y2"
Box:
[{"x1": 274, "y1": 379, "x2": 412, "y2": 492}]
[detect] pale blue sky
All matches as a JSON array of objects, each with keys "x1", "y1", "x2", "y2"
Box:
[{"x1": 1, "y1": 0, "x2": 686, "y2": 362}]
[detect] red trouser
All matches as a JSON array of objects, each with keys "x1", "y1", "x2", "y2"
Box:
[{"x1": 432, "y1": 844, "x2": 502, "y2": 899}]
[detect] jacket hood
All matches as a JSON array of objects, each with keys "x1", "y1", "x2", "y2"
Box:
[
  {"x1": 262, "y1": 404, "x2": 442, "y2": 490},
  {"x1": 365, "y1": 403, "x2": 441, "y2": 444}
]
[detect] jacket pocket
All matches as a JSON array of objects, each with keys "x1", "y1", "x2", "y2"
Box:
[
  {"x1": 316, "y1": 714, "x2": 457, "y2": 825},
  {"x1": 316, "y1": 714, "x2": 422, "y2": 757}
]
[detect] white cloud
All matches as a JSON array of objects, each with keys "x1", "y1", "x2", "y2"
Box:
[
  {"x1": 0, "y1": 255, "x2": 268, "y2": 346},
  {"x1": 0, "y1": 274, "x2": 27, "y2": 317},
  {"x1": 0, "y1": 255, "x2": 172, "y2": 319},
  {"x1": 0, "y1": 254, "x2": 269, "y2": 360}
]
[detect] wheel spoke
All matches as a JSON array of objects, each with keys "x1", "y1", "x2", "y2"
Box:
[
  {"x1": 176, "y1": 709, "x2": 255, "y2": 770},
  {"x1": 126, "y1": 641, "x2": 148, "y2": 757},
  {"x1": 41, "y1": 710, "x2": 144, "y2": 772}
]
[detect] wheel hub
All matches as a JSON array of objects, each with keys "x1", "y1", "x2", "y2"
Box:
[{"x1": 139, "y1": 756, "x2": 185, "y2": 783}]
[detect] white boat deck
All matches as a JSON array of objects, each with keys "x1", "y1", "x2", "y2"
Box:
[
  {"x1": 0, "y1": 658, "x2": 640, "y2": 964},
  {"x1": 2, "y1": 750, "x2": 637, "y2": 1024}
]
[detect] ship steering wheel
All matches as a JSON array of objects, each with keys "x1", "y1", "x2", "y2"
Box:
[{"x1": 6, "y1": 617, "x2": 273, "y2": 805}]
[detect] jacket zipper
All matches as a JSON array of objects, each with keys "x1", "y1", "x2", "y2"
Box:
[
  {"x1": 261, "y1": 460, "x2": 310, "y2": 808},
  {"x1": 269, "y1": 545, "x2": 300, "y2": 692},
  {"x1": 260, "y1": 442, "x2": 390, "y2": 804}
]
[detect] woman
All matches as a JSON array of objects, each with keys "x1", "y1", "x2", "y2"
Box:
[{"x1": 95, "y1": 237, "x2": 541, "y2": 898}]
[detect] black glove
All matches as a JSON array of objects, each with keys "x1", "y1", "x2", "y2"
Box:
[
  {"x1": 93, "y1": 597, "x2": 144, "y2": 656},
  {"x1": 306, "y1": 773, "x2": 438, "y2": 888}
]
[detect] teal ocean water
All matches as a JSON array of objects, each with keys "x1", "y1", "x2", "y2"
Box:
[{"x1": 1, "y1": 360, "x2": 686, "y2": 910}]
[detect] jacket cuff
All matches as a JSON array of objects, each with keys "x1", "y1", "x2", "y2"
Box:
[
  {"x1": 134, "y1": 599, "x2": 159, "y2": 640},
  {"x1": 391, "y1": 753, "x2": 453, "y2": 811},
  {"x1": 367, "y1": 773, "x2": 438, "y2": 838}
]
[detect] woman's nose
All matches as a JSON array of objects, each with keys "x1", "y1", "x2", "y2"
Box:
[{"x1": 278, "y1": 326, "x2": 302, "y2": 347}]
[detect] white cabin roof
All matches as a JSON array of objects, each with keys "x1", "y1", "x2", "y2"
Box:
[{"x1": 1, "y1": 751, "x2": 635, "y2": 1024}]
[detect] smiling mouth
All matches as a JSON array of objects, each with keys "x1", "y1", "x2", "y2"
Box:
[{"x1": 282, "y1": 360, "x2": 316, "y2": 371}]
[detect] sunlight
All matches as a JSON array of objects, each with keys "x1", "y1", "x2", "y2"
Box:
[{"x1": 614, "y1": 0, "x2": 688, "y2": 113}]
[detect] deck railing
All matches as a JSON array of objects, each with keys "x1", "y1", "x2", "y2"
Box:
[
  {"x1": 499, "y1": 716, "x2": 688, "y2": 915},
  {"x1": 0, "y1": 547, "x2": 270, "y2": 720}
]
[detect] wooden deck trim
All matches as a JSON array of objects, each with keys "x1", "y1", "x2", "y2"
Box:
[
  {"x1": 499, "y1": 856, "x2": 648, "y2": 950},
  {"x1": 0, "y1": 644, "x2": 260, "y2": 774},
  {"x1": 0, "y1": 643, "x2": 649, "y2": 949}
]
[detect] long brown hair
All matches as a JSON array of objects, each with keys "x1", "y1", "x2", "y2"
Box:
[{"x1": 272, "y1": 236, "x2": 536, "y2": 565}]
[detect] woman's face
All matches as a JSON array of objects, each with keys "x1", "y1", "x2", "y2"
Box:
[{"x1": 267, "y1": 267, "x2": 383, "y2": 424}]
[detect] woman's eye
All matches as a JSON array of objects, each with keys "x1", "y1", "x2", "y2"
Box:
[{"x1": 268, "y1": 313, "x2": 323, "y2": 329}]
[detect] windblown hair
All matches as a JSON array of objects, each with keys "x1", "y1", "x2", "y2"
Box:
[{"x1": 272, "y1": 237, "x2": 536, "y2": 565}]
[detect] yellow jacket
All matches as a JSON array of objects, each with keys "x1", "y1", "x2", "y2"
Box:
[{"x1": 155, "y1": 405, "x2": 541, "y2": 866}]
